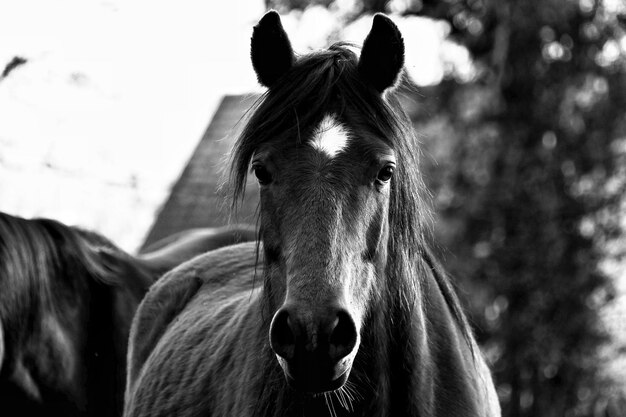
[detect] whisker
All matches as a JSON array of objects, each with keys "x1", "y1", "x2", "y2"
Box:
[
  {"x1": 330, "y1": 392, "x2": 339, "y2": 417},
  {"x1": 324, "y1": 392, "x2": 338, "y2": 417},
  {"x1": 334, "y1": 389, "x2": 346, "y2": 411},
  {"x1": 353, "y1": 374, "x2": 371, "y2": 400},
  {"x1": 344, "y1": 380, "x2": 364, "y2": 401},
  {"x1": 341, "y1": 385, "x2": 355, "y2": 407},
  {"x1": 338, "y1": 386, "x2": 354, "y2": 412}
]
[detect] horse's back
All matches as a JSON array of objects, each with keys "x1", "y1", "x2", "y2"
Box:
[
  {"x1": 138, "y1": 225, "x2": 258, "y2": 276},
  {"x1": 125, "y1": 241, "x2": 264, "y2": 417}
]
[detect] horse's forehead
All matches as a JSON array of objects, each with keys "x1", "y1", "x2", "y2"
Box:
[
  {"x1": 258, "y1": 113, "x2": 391, "y2": 167},
  {"x1": 308, "y1": 115, "x2": 350, "y2": 159}
]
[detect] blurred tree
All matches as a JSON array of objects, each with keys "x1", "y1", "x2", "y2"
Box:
[
  {"x1": 410, "y1": 1, "x2": 626, "y2": 416},
  {"x1": 266, "y1": 0, "x2": 388, "y2": 14},
  {"x1": 266, "y1": 0, "x2": 334, "y2": 12}
]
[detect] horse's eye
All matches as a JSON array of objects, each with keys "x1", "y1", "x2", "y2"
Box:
[
  {"x1": 376, "y1": 165, "x2": 394, "y2": 183},
  {"x1": 253, "y1": 165, "x2": 272, "y2": 185}
]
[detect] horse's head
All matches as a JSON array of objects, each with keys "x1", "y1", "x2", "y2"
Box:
[{"x1": 237, "y1": 11, "x2": 408, "y2": 394}]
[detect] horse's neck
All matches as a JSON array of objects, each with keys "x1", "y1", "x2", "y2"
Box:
[
  {"x1": 255, "y1": 261, "x2": 497, "y2": 416},
  {"x1": 356, "y1": 264, "x2": 491, "y2": 417}
]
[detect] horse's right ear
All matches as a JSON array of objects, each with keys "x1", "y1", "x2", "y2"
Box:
[{"x1": 251, "y1": 10, "x2": 295, "y2": 88}]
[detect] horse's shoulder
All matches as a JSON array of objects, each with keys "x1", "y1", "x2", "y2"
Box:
[{"x1": 126, "y1": 241, "x2": 259, "y2": 396}]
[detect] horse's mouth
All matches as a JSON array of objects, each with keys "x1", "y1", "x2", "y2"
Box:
[
  {"x1": 284, "y1": 368, "x2": 350, "y2": 394},
  {"x1": 278, "y1": 356, "x2": 352, "y2": 394}
]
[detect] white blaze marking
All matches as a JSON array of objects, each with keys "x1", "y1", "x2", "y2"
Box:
[{"x1": 309, "y1": 116, "x2": 350, "y2": 158}]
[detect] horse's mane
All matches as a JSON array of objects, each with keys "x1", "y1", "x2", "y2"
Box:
[
  {"x1": 72, "y1": 226, "x2": 153, "y2": 298},
  {"x1": 0, "y1": 212, "x2": 151, "y2": 334},
  {"x1": 229, "y1": 43, "x2": 473, "y2": 348}
]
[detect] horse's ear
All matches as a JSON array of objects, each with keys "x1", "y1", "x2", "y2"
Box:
[
  {"x1": 358, "y1": 14, "x2": 405, "y2": 93},
  {"x1": 251, "y1": 10, "x2": 295, "y2": 88}
]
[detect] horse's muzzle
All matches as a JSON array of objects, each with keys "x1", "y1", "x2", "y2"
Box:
[
  {"x1": 281, "y1": 355, "x2": 351, "y2": 393},
  {"x1": 269, "y1": 305, "x2": 358, "y2": 393}
]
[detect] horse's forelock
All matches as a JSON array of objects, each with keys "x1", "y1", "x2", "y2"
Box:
[{"x1": 230, "y1": 43, "x2": 365, "y2": 209}]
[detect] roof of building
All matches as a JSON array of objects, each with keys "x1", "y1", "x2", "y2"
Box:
[{"x1": 140, "y1": 94, "x2": 260, "y2": 250}]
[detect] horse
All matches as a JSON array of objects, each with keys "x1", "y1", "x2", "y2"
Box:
[
  {"x1": 0, "y1": 212, "x2": 256, "y2": 416},
  {"x1": 124, "y1": 11, "x2": 501, "y2": 417}
]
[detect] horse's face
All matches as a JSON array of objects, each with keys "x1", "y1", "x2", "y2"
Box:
[
  {"x1": 256, "y1": 116, "x2": 395, "y2": 392},
  {"x1": 248, "y1": 12, "x2": 405, "y2": 393}
]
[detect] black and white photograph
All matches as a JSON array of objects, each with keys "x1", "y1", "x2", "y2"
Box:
[{"x1": 0, "y1": 0, "x2": 625, "y2": 416}]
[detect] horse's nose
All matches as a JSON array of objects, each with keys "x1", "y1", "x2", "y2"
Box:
[{"x1": 269, "y1": 305, "x2": 357, "y2": 362}]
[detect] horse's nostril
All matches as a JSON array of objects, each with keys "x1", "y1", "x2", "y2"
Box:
[
  {"x1": 270, "y1": 309, "x2": 296, "y2": 360},
  {"x1": 271, "y1": 307, "x2": 357, "y2": 364},
  {"x1": 328, "y1": 310, "x2": 357, "y2": 361}
]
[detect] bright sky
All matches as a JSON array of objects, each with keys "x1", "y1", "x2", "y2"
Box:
[
  {"x1": 0, "y1": 0, "x2": 266, "y2": 250},
  {"x1": 0, "y1": 0, "x2": 470, "y2": 251}
]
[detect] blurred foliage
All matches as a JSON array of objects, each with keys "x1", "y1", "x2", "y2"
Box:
[
  {"x1": 408, "y1": 1, "x2": 626, "y2": 416},
  {"x1": 267, "y1": 0, "x2": 389, "y2": 14},
  {"x1": 268, "y1": 0, "x2": 626, "y2": 416}
]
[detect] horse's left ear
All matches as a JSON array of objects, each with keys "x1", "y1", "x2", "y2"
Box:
[
  {"x1": 251, "y1": 10, "x2": 295, "y2": 88},
  {"x1": 358, "y1": 14, "x2": 405, "y2": 93}
]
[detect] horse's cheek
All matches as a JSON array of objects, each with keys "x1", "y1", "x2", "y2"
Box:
[
  {"x1": 271, "y1": 263, "x2": 289, "y2": 302},
  {"x1": 347, "y1": 262, "x2": 376, "y2": 324}
]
